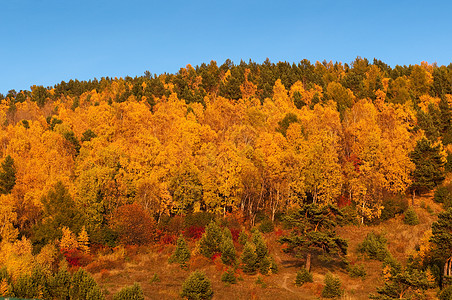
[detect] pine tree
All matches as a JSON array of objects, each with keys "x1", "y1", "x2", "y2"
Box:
[
  {"x1": 181, "y1": 271, "x2": 213, "y2": 300},
  {"x1": 33, "y1": 181, "x2": 85, "y2": 248},
  {"x1": 50, "y1": 265, "x2": 71, "y2": 300},
  {"x1": 0, "y1": 155, "x2": 16, "y2": 194},
  {"x1": 295, "y1": 269, "x2": 313, "y2": 286},
  {"x1": 198, "y1": 221, "x2": 223, "y2": 258},
  {"x1": 280, "y1": 204, "x2": 347, "y2": 271},
  {"x1": 404, "y1": 207, "x2": 419, "y2": 225},
  {"x1": 238, "y1": 230, "x2": 248, "y2": 245},
  {"x1": 321, "y1": 272, "x2": 342, "y2": 298},
  {"x1": 223, "y1": 227, "x2": 233, "y2": 240},
  {"x1": 12, "y1": 274, "x2": 36, "y2": 299},
  {"x1": 169, "y1": 235, "x2": 191, "y2": 268},
  {"x1": 69, "y1": 268, "x2": 97, "y2": 300},
  {"x1": 221, "y1": 269, "x2": 237, "y2": 284},
  {"x1": 86, "y1": 285, "x2": 105, "y2": 300},
  {"x1": 430, "y1": 208, "x2": 452, "y2": 261},
  {"x1": 252, "y1": 231, "x2": 268, "y2": 261},
  {"x1": 410, "y1": 138, "x2": 446, "y2": 198},
  {"x1": 220, "y1": 237, "x2": 236, "y2": 266},
  {"x1": 241, "y1": 242, "x2": 258, "y2": 274}
]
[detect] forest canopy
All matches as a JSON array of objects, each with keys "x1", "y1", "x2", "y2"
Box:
[{"x1": 0, "y1": 57, "x2": 451, "y2": 246}]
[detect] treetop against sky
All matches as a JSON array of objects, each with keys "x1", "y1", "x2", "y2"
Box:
[{"x1": 1, "y1": 0, "x2": 452, "y2": 94}]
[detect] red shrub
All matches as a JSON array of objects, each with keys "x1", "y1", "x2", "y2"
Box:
[
  {"x1": 211, "y1": 252, "x2": 221, "y2": 262},
  {"x1": 184, "y1": 225, "x2": 205, "y2": 240},
  {"x1": 62, "y1": 249, "x2": 83, "y2": 267},
  {"x1": 337, "y1": 194, "x2": 351, "y2": 208},
  {"x1": 159, "y1": 233, "x2": 176, "y2": 245},
  {"x1": 230, "y1": 228, "x2": 240, "y2": 242},
  {"x1": 111, "y1": 203, "x2": 157, "y2": 245}
]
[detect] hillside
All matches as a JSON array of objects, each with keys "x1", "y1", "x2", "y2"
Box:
[{"x1": 0, "y1": 58, "x2": 451, "y2": 299}]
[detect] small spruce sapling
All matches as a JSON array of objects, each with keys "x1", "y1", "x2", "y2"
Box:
[
  {"x1": 295, "y1": 269, "x2": 313, "y2": 286},
  {"x1": 169, "y1": 235, "x2": 191, "y2": 268},
  {"x1": 322, "y1": 272, "x2": 342, "y2": 298}
]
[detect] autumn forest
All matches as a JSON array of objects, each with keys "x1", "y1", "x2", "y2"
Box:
[{"x1": 1, "y1": 58, "x2": 452, "y2": 299}]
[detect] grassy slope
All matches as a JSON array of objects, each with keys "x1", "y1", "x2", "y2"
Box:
[{"x1": 89, "y1": 194, "x2": 442, "y2": 299}]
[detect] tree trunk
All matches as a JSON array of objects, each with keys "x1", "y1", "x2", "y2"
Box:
[
  {"x1": 361, "y1": 201, "x2": 365, "y2": 224},
  {"x1": 444, "y1": 257, "x2": 452, "y2": 277},
  {"x1": 412, "y1": 189, "x2": 415, "y2": 206},
  {"x1": 305, "y1": 252, "x2": 311, "y2": 272}
]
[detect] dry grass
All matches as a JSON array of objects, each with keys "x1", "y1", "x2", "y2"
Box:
[{"x1": 88, "y1": 194, "x2": 440, "y2": 299}]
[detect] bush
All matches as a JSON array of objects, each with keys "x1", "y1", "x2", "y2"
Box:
[
  {"x1": 321, "y1": 272, "x2": 342, "y2": 298},
  {"x1": 220, "y1": 237, "x2": 236, "y2": 266},
  {"x1": 113, "y1": 282, "x2": 144, "y2": 300},
  {"x1": 270, "y1": 257, "x2": 278, "y2": 274},
  {"x1": 357, "y1": 232, "x2": 389, "y2": 261},
  {"x1": 241, "y1": 242, "x2": 258, "y2": 274},
  {"x1": 181, "y1": 271, "x2": 213, "y2": 300},
  {"x1": 221, "y1": 269, "x2": 237, "y2": 284},
  {"x1": 258, "y1": 219, "x2": 274, "y2": 233},
  {"x1": 255, "y1": 275, "x2": 267, "y2": 288},
  {"x1": 184, "y1": 225, "x2": 205, "y2": 240},
  {"x1": 169, "y1": 235, "x2": 191, "y2": 268},
  {"x1": 198, "y1": 221, "x2": 223, "y2": 258},
  {"x1": 295, "y1": 269, "x2": 313, "y2": 286},
  {"x1": 348, "y1": 263, "x2": 367, "y2": 279},
  {"x1": 111, "y1": 203, "x2": 157, "y2": 245},
  {"x1": 434, "y1": 186, "x2": 450, "y2": 203},
  {"x1": 404, "y1": 207, "x2": 419, "y2": 225}
]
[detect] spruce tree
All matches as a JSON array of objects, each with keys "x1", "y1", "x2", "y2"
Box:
[
  {"x1": 0, "y1": 155, "x2": 16, "y2": 194},
  {"x1": 410, "y1": 138, "x2": 446, "y2": 198},
  {"x1": 169, "y1": 235, "x2": 191, "y2": 268},
  {"x1": 220, "y1": 237, "x2": 236, "y2": 266},
  {"x1": 322, "y1": 272, "x2": 342, "y2": 298},
  {"x1": 50, "y1": 265, "x2": 71, "y2": 300},
  {"x1": 252, "y1": 231, "x2": 268, "y2": 261},
  {"x1": 198, "y1": 221, "x2": 223, "y2": 258},
  {"x1": 241, "y1": 242, "x2": 258, "y2": 274},
  {"x1": 238, "y1": 230, "x2": 248, "y2": 245},
  {"x1": 69, "y1": 268, "x2": 97, "y2": 300},
  {"x1": 431, "y1": 208, "x2": 452, "y2": 262},
  {"x1": 404, "y1": 207, "x2": 419, "y2": 225},
  {"x1": 295, "y1": 269, "x2": 313, "y2": 286}
]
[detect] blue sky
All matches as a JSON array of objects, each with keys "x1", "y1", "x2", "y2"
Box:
[{"x1": 1, "y1": 0, "x2": 452, "y2": 94}]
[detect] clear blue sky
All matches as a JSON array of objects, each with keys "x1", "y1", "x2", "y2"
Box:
[{"x1": 1, "y1": 0, "x2": 451, "y2": 94}]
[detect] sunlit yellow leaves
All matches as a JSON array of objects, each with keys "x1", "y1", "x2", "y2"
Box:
[
  {"x1": 0, "y1": 194, "x2": 18, "y2": 243},
  {"x1": 0, "y1": 237, "x2": 34, "y2": 279}
]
